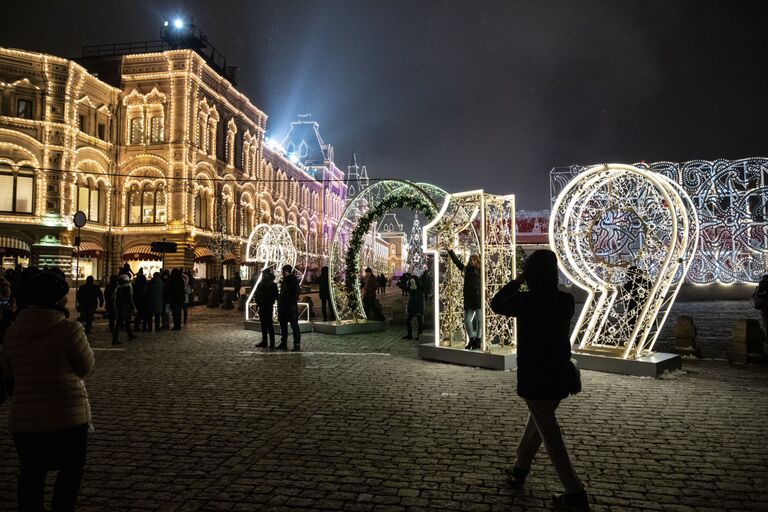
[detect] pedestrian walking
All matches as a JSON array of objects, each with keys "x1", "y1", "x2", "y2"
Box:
[
  {"x1": 146, "y1": 272, "x2": 164, "y2": 331},
  {"x1": 490, "y1": 250, "x2": 590, "y2": 511},
  {"x1": 161, "y1": 269, "x2": 171, "y2": 329},
  {"x1": 277, "y1": 265, "x2": 301, "y2": 351},
  {"x1": 233, "y1": 272, "x2": 242, "y2": 299},
  {"x1": 76, "y1": 276, "x2": 104, "y2": 334},
  {"x1": 104, "y1": 274, "x2": 118, "y2": 332},
  {"x1": 362, "y1": 268, "x2": 378, "y2": 318},
  {"x1": 254, "y1": 268, "x2": 279, "y2": 348},
  {"x1": 0, "y1": 276, "x2": 16, "y2": 407},
  {"x1": 403, "y1": 272, "x2": 424, "y2": 340},
  {"x1": 167, "y1": 269, "x2": 185, "y2": 330},
  {"x1": 112, "y1": 274, "x2": 137, "y2": 345},
  {"x1": 319, "y1": 266, "x2": 333, "y2": 321},
  {"x1": 752, "y1": 274, "x2": 768, "y2": 344},
  {"x1": 181, "y1": 272, "x2": 191, "y2": 324},
  {"x1": 0, "y1": 271, "x2": 94, "y2": 512},
  {"x1": 132, "y1": 269, "x2": 148, "y2": 331},
  {"x1": 444, "y1": 248, "x2": 483, "y2": 350}
]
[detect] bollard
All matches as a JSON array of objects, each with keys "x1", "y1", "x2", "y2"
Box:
[
  {"x1": 221, "y1": 291, "x2": 235, "y2": 310},
  {"x1": 672, "y1": 315, "x2": 701, "y2": 357},
  {"x1": 729, "y1": 319, "x2": 767, "y2": 364}
]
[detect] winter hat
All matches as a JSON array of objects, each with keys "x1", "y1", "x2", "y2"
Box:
[
  {"x1": 28, "y1": 271, "x2": 69, "y2": 308},
  {"x1": 118, "y1": 274, "x2": 131, "y2": 283}
]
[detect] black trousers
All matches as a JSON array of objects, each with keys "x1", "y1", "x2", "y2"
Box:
[
  {"x1": 279, "y1": 314, "x2": 301, "y2": 346},
  {"x1": 170, "y1": 302, "x2": 182, "y2": 329},
  {"x1": 13, "y1": 423, "x2": 88, "y2": 512},
  {"x1": 406, "y1": 313, "x2": 423, "y2": 337},
  {"x1": 80, "y1": 308, "x2": 96, "y2": 333},
  {"x1": 320, "y1": 296, "x2": 333, "y2": 321},
  {"x1": 258, "y1": 308, "x2": 275, "y2": 346},
  {"x1": 112, "y1": 311, "x2": 133, "y2": 344}
]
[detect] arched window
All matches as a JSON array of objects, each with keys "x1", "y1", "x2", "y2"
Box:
[
  {"x1": 150, "y1": 115, "x2": 164, "y2": 143},
  {"x1": 194, "y1": 190, "x2": 210, "y2": 229},
  {"x1": 127, "y1": 182, "x2": 166, "y2": 224},
  {"x1": 76, "y1": 179, "x2": 107, "y2": 223},
  {"x1": 130, "y1": 117, "x2": 144, "y2": 145},
  {"x1": 0, "y1": 165, "x2": 35, "y2": 214}
]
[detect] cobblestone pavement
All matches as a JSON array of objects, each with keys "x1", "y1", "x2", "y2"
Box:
[{"x1": 1, "y1": 302, "x2": 767, "y2": 511}]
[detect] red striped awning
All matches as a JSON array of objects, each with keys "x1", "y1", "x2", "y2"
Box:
[
  {"x1": 123, "y1": 244, "x2": 162, "y2": 261},
  {"x1": 74, "y1": 241, "x2": 104, "y2": 257},
  {"x1": 0, "y1": 235, "x2": 31, "y2": 257}
]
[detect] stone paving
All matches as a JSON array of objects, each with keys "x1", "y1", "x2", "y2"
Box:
[{"x1": 1, "y1": 301, "x2": 767, "y2": 511}]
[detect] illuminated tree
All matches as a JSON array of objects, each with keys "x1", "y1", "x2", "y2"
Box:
[{"x1": 405, "y1": 214, "x2": 425, "y2": 273}]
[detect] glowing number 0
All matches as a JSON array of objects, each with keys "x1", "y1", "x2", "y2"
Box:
[{"x1": 549, "y1": 164, "x2": 699, "y2": 358}]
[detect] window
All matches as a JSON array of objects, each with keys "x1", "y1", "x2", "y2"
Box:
[
  {"x1": 97, "y1": 123, "x2": 106, "y2": 140},
  {"x1": 79, "y1": 114, "x2": 86, "y2": 132},
  {"x1": 76, "y1": 182, "x2": 106, "y2": 223},
  {"x1": 130, "y1": 117, "x2": 144, "y2": 145},
  {"x1": 127, "y1": 183, "x2": 166, "y2": 224},
  {"x1": 17, "y1": 99, "x2": 33, "y2": 119},
  {"x1": 194, "y1": 192, "x2": 210, "y2": 229},
  {"x1": 0, "y1": 165, "x2": 34, "y2": 214},
  {"x1": 150, "y1": 116, "x2": 164, "y2": 143}
]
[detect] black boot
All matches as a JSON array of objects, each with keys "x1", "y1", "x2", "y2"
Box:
[
  {"x1": 552, "y1": 490, "x2": 589, "y2": 511},
  {"x1": 504, "y1": 466, "x2": 529, "y2": 490},
  {"x1": 276, "y1": 341, "x2": 288, "y2": 351},
  {"x1": 255, "y1": 341, "x2": 268, "y2": 348},
  {"x1": 291, "y1": 344, "x2": 301, "y2": 352},
  {"x1": 473, "y1": 338, "x2": 482, "y2": 350},
  {"x1": 464, "y1": 338, "x2": 474, "y2": 350}
]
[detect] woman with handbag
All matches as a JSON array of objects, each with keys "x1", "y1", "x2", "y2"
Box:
[{"x1": 490, "y1": 250, "x2": 589, "y2": 511}]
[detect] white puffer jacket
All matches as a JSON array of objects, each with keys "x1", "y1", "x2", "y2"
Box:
[{"x1": 0, "y1": 307, "x2": 94, "y2": 432}]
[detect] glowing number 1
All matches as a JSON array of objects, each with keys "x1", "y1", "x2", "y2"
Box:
[{"x1": 423, "y1": 191, "x2": 517, "y2": 352}]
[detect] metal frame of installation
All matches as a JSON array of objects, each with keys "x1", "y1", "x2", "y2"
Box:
[
  {"x1": 550, "y1": 163, "x2": 700, "y2": 377},
  {"x1": 243, "y1": 223, "x2": 313, "y2": 333}
]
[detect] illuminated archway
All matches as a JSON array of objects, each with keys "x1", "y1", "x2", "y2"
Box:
[{"x1": 329, "y1": 179, "x2": 447, "y2": 322}]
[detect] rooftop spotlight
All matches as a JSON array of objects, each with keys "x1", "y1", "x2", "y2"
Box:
[
  {"x1": 164, "y1": 20, "x2": 169, "y2": 27},
  {"x1": 174, "y1": 18, "x2": 184, "y2": 29},
  {"x1": 289, "y1": 153, "x2": 299, "y2": 164}
]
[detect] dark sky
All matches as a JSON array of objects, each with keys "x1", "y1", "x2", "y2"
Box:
[{"x1": 4, "y1": 1, "x2": 767, "y2": 209}]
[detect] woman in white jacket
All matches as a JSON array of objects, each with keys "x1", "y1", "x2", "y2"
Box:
[{"x1": 0, "y1": 271, "x2": 95, "y2": 512}]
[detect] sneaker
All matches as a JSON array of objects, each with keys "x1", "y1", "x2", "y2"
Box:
[{"x1": 552, "y1": 490, "x2": 589, "y2": 511}]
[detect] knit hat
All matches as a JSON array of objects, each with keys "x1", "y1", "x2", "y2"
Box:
[
  {"x1": 28, "y1": 271, "x2": 69, "y2": 308},
  {"x1": 118, "y1": 274, "x2": 131, "y2": 283}
]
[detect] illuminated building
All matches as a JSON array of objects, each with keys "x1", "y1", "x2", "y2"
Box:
[
  {"x1": 377, "y1": 213, "x2": 407, "y2": 274},
  {"x1": 0, "y1": 25, "x2": 353, "y2": 281}
]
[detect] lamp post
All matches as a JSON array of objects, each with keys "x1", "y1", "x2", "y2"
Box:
[{"x1": 73, "y1": 211, "x2": 87, "y2": 294}]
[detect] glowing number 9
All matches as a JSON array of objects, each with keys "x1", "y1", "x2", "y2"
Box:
[{"x1": 549, "y1": 164, "x2": 698, "y2": 358}]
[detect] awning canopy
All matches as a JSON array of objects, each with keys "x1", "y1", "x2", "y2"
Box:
[
  {"x1": 193, "y1": 246, "x2": 214, "y2": 262},
  {"x1": 74, "y1": 241, "x2": 104, "y2": 257},
  {"x1": 123, "y1": 244, "x2": 162, "y2": 261},
  {"x1": 223, "y1": 251, "x2": 237, "y2": 264},
  {"x1": 0, "y1": 235, "x2": 31, "y2": 258}
]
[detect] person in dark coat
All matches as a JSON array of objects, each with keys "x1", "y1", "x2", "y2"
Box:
[
  {"x1": 318, "y1": 266, "x2": 333, "y2": 321},
  {"x1": 76, "y1": 276, "x2": 104, "y2": 334},
  {"x1": 254, "y1": 269, "x2": 279, "y2": 348},
  {"x1": 146, "y1": 272, "x2": 164, "y2": 331},
  {"x1": 444, "y1": 249, "x2": 483, "y2": 350},
  {"x1": 112, "y1": 274, "x2": 136, "y2": 345},
  {"x1": 132, "y1": 269, "x2": 148, "y2": 332},
  {"x1": 167, "y1": 269, "x2": 186, "y2": 331},
  {"x1": 753, "y1": 274, "x2": 768, "y2": 343},
  {"x1": 233, "y1": 273, "x2": 242, "y2": 299},
  {"x1": 277, "y1": 265, "x2": 301, "y2": 351},
  {"x1": 490, "y1": 250, "x2": 589, "y2": 511},
  {"x1": 403, "y1": 273, "x2": 424, "y2": 340},
  {"x1": 362, "y1": 268, "x2": 378, "y2": 318},
  {"x1": 103, "y1": 274, "x2": 118, "y2": 332}
]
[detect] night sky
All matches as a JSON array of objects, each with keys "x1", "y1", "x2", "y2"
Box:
[{"x1": 4, "y1": 1, "x2": 767, "y2": 209}]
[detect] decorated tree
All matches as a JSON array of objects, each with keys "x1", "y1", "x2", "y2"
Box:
[{"x1": 405, "y1": 214, "x2": 425, "y2": 273}]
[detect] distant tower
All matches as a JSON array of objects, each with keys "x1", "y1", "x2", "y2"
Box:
[{"x1": 347, "y1": 153, "x2": 361, "y2": 198}]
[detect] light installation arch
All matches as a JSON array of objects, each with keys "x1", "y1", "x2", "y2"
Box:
[
  {"x1": 550, "y1": 164, "x2": 699, "y2": 359},
  {"x1": 243, "y1": 223, "x2": 307, "y2": 320},
  {"x1": 328, "y1": 179, "x2": 447, "y2": 322}
]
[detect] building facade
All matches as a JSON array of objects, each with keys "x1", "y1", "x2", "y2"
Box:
[{"x1": 0, "y1": 46, "x2": 350, "y2": 283}]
